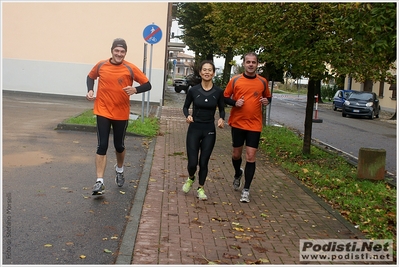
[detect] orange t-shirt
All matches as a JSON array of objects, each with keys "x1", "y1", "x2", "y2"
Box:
[
  {"x1": 88, "y1": 59, "x2": 149, "y2": 120},
  {"x1": 224, "y1": 74, "x2": 271, "y2": 132}
]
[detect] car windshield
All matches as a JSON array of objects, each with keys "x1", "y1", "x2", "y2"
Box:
[
  {"x1": 349, "y1": 93, "x2": 373, "y2": 101},
  {"x1": 343, "y1": 92, "x2": 352, "y2": 98}
]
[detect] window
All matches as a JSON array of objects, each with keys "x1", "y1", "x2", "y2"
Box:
[{"x1": 389, "y1": 82, "x2": 396, "y2": 100}]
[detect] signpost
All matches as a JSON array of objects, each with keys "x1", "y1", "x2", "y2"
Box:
[
  {"x1": 172, "y1": 59, "x2": 177, "y2": 83},
  {"x1": 143, "y1": 24, "x2": 162, "y2": 116}
]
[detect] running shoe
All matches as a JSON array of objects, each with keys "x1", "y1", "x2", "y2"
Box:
[
  {"x1": 114, "y1": 164, "x2": 125, "y2": 187},
  {"x1": 233, "y1": 168, "x2": 244, "y2": 191},
  {"x1": 182, "y1": 177, "x2": 195, "y2": 193},
  {"x1": 92, "y1": 181, "x2": 105, "y2": 195},
  {"x1": 197, "y1": 187, "x2": 208, "y2": 200},
  {"x1": 240, "y1": 189, "x2": 250, "y2": 203}
]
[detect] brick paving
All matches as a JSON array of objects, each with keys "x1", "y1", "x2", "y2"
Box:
[{"x1": 130, "y1": 106, "x2": 371, "y2": 265}]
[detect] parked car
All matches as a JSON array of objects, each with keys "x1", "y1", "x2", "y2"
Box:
[
  {"x1": 332, "y1": 89, "x2": 355, "y2": 111},
  {"x1": 174, "y1": 78, "x2": 189, "y2": 93},
  {"x1": 174, "y1": 73, "x2": 201, "y2": 93},
  {"x1": 342, "y1": 91, "x2": 380, "y2": 119}
]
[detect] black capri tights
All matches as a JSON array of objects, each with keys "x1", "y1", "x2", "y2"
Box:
[
  {"x1": 96, "y1": 115, "x2": 128, "y2": 155},
  {"x1": 186, "y1": 122, "x2": 216, "y2": 186}
]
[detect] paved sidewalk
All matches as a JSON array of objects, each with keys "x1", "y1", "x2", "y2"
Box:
[{"x1": 125, "y1": 106, "x2": 368, "y2": 265}]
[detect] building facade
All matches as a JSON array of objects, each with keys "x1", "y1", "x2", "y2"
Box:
[{"x1": 2, "y1": 2, "x2": 171, "y2": 104}]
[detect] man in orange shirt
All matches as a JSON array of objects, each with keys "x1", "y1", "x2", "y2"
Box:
[
  {"x1": 224, "y1": 52, "x2": 271, "y2": 203},
  {"x1": 86, "y1": 38, "x2": 151, "y2": 195}
]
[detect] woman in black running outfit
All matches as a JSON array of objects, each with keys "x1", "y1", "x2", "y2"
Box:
[{"x1": 182, "y1": 60, "x2": 225, "y2": 200}]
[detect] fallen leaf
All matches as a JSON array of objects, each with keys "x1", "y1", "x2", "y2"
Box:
[
  {"x1": 222, "y1": 252, "x2": 240, "y2": 259},
  {"x1": 79, "y1": 255, "x2": 86, "y2": 259},
  {"x1": 104, "y1": 249, "x2": 112, "y2": 253},
  {"x1": 44, "y1": 244, "x2": 53, "y2": 247},
  {"x1": 65, "y1": 242, "x2": 74, "y2": 246},
  {"x1": 302, "y1": 168, "x2": 309, "y2": 173},
  {"x1": 119, "y1": 191, "x2": 126, "y2": 195}
]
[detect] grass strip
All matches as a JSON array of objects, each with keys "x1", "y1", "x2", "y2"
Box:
[
  {"x1": 64, "y1": 109, "x2": 159, "y2": 137},
  {"x1": 259, "y1": 125, "x2": 396, "y2": 246}
]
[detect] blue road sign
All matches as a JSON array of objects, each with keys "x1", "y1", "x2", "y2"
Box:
[
  {"x1": 173, "y1": 59, "x2": 177, "y2": 66},
  {"x1": 143, "y1": 24, "x2": 162, "y2": 45}
]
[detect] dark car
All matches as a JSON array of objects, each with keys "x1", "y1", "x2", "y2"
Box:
[
  {"x1": 332, "y1": 89, "x2": 354, "y2": 110},
  {"x1": 174, "y1": 73, "x2": 201, "y2": 93},
  {"x1": 342, "y1": 91, "x2": 380, "y2": 119},
  {"x1": 174, "y1": 78, "x2": 188, "y2": 93}
]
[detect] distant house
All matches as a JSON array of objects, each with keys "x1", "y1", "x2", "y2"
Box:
[{"x1": 169, "y1": 52, "x2": 195, "y2": 77}]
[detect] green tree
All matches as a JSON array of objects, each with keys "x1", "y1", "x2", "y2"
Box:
[
  {"x1": 207, "y1": 3, "x2": 252, "y2": 87},
  {"x1": 331, "y1": 3, "x2": 396, "y2": 84},
  {"x1": 176, "y1": 2, "x2": 215, "y2": 62},
  {"x1": 176, "y1": 2, "x2": 396, "y2": 155},
  {"x1": 222, "y1": 2, "x2": 396, "y2": 154}
]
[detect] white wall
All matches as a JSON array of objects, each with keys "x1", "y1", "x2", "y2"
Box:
[{"x1": 2, "y1": 58, "x2": 164, "y2": 103}]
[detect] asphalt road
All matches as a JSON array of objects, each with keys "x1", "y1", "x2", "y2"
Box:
[
  {"x1": 2, "y1": 91, "x2": 149, "y2": 264},
  {"x1": 269, "y1": 93, "x2": 397, "y2": 177}
]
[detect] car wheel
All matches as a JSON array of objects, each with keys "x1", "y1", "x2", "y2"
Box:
[
  {"x1": 333, "y1": 102, "x2": 337, "y2": 111},
  {"x1": 368, "y1": 111, "x2": 374, "y2": 120}
]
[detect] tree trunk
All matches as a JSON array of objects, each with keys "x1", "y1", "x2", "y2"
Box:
[
  {"x1": 222, "y1": 48, "x2": 234, "y2": 87},
  {"x1": 303, "y1": 79, "x2": 316, "y2": 155}
]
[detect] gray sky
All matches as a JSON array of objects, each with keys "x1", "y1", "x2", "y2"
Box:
[{"x1": 171, "y1": 20, "x2": 242, "y2": 70}]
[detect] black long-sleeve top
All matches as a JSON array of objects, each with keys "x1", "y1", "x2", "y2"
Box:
[{"x1": 183, "y1": 84, "x2": 225, "y2": 123}]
